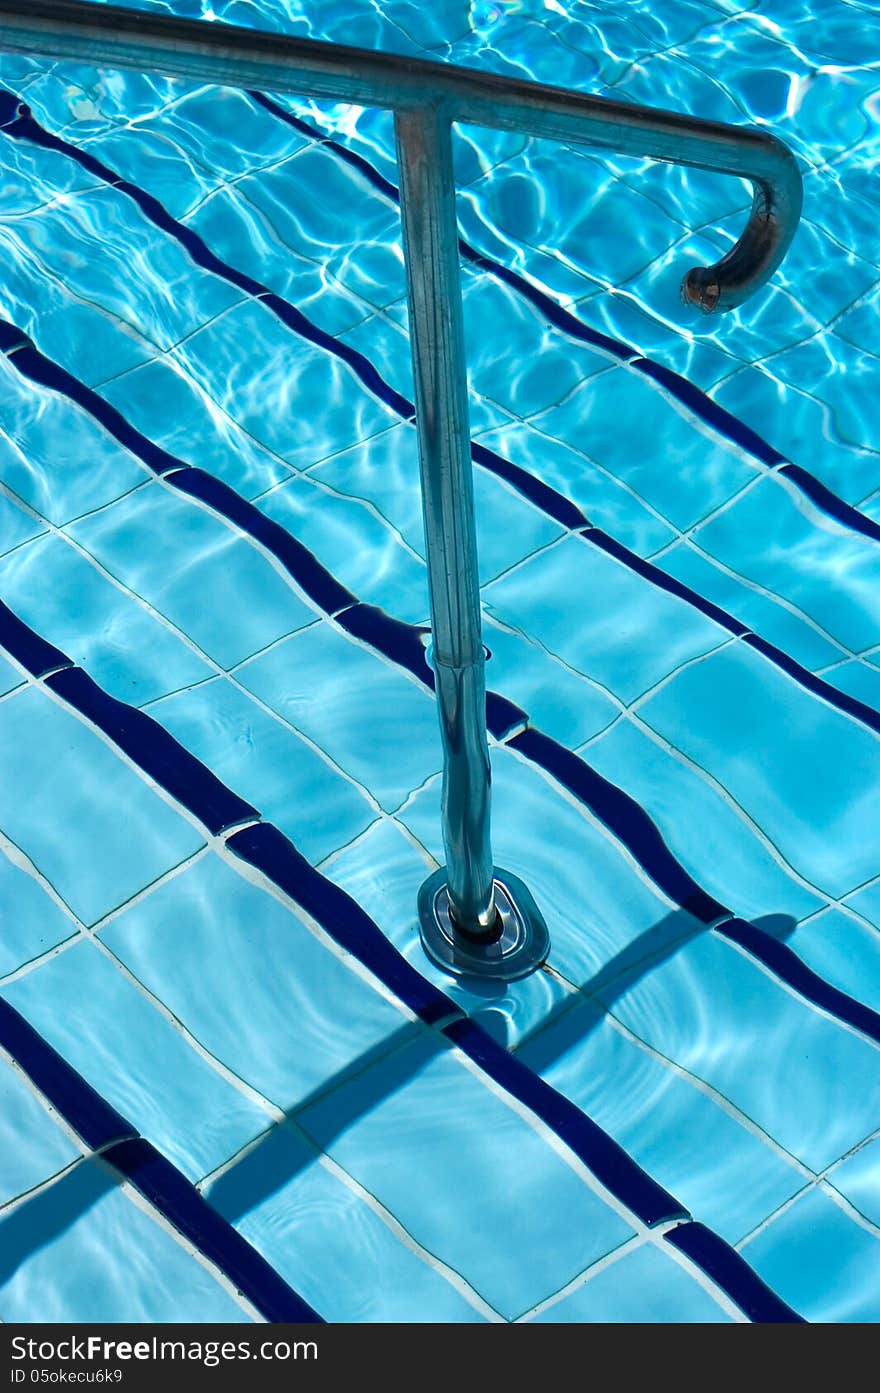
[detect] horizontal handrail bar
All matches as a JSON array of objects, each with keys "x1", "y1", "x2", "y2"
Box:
[{"x1": 0, "y1": 0, "x2": 802, "y2": 312}]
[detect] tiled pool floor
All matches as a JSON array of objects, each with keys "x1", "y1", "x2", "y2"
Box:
[{"x1": 0, "y1": 0, "x2": 879, "y2": 1323}]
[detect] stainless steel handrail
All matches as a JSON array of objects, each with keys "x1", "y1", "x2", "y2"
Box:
[{"x1": 0, "y1": 0, "x2": 803, "y2": 979}]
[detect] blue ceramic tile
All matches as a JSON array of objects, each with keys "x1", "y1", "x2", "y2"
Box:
[
  {"x1": 298, "y1": 1032, "x2": 634, "y2": 1319},
  {"x1": 82, "y1": 124, "x2": 219, "y2": 220},
  {"x1": 0, "y1": 1157, "x2": 249, "y2": 1322},
  {"x1": 709, "y1": 363, "x2": 880, "y2": 508},
  {"x1": 336, "y1": 311, "x2": 414, "y2": 404},
  {"x1": 229, "y1": 149, "x2": 405, "y2": 309},
  {"x1": 771, "y1": 335, "x2": 878, "y2": 462},
  {"x1": 98, "y1": 356, "x2": 293, "y2": 499},
  {"x1": 16, "y1": 184, "x2": 246, "y2": 351},
  {"x1": 587, "y1": 719, "x2": 824, "y2": 925},
  {"x1": 477, "y1": 420, "x2": 677, "y2": 557},
  {"x1": 656, "y1": 538, "x2": 844, "y2": 672},
  {"x1": 844, "y1": 880, "x2": 880, "y2": 932},
  {"x1": 0, "y1": 489, "x2": 46, "y2": 558},
  {"x1": 166, "y1": 86, "x2": 312, "y2": 180},
  {"x1": 184, "y1": 185, "x2": 372, "y2": 336},
  {"x1": 519, "y1": 999, "x2": 803, "y2": 1245},
  {"x1": 325, "y1": 817, "x2": 571, "y2": 1048},
  {"x1": 787, "y1": 907, "x2": 880, "y2": 1017},
  {"x1": 534, "y1": 1243, "x2": 732, "y2": 1322},
  {"x1": 0, "y1": 652, "x2": 25, "y2": 697},
  {"x1": 0, "y1": 851, "x2": 77, "y2": 979},
  {"x1": 310, "y1": 420, "x2": 565, "y2": 590},
  {"x1": 0, "y1": 355, "x2": 147, "y2": 524},
  {"x1": 741, "y1": 1187, "x2": 880, "y2": 1323},
  {"x1": 531, "y1": 364, "x2": 760, "y2": 531},
  {"x1": 825, "y1": 659, "x2": 880, "y2": 713},
  {"x1": 236, "y1": 624, "x2": 442, "y2": 813},
  {"x1": 463, "y1": 273, "x2": 610, "y2": 420},
  {"x1": 147, "y1": 677, "x2": 376, "y2": 862},
  {"x1": 3, "y1": 940, "x2": 268, "y2": 1180},
  {"x1": 639, "y1": 643, "x2": 880, "y2": 899},
  {"x1": 0, "y1": 234, "x2": 157, "y2": 388},
  {"x1": 0, "y1": 534, "x2": 211, "y2": 706},
  {"x1": 830, "y1": 1138, "x2": 880, "y2": 1229},
  {"x1": 101, "y1": 852, "x2": 409, "y2": 1111},
  {"x1": 0, "y1": 123, "x2": 105, "y2": 211},
  {"x1": 483, "y1": 616, "x2": 618, "y2": 748},
  {"x1": 257, "y1": 474, "x2": 430, "y2": 625},
  {"x1": 401, "y1": 746, "x2": 676, "y2": 992},
  {"x1": 70, "y1": 483, "x2": 315, "y2": 669},
  {"x1": 170, "y1": 298, "x2": 399, "y2": 470},
  {"x1": 0, "y1": 687, "x2": 204, "y2": 926},
  {"x1": 484, "y1": 533, "x2": 728, "y2": 704},
  {"x1": 206, "y1": 1124, "x2": 487, "y2": 1322},
  {"x1": 694, "y1": 474, "x2": 880, "y2": 653},
  {"x1": 612, "y1": 930, "x2": 880, "y2": 1173},
  {"x1": 0, "y1": 1054, "x2": 81, "y2": 1207}
]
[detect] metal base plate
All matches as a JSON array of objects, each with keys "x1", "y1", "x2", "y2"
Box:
[{"x1": 418, "y1": 867, "x2": 550, "y2": 982}]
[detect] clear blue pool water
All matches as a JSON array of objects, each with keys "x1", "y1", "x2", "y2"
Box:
[{"x1": 0, "y1": 0, "x2": 879, "y2": 1324}]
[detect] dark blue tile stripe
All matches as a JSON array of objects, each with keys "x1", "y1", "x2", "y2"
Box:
[
  {"x1": 0, "y1": 998, "x2": 134, "y2": 1151},
  {"x1": 471, "y1": 440, "x2": 590, "y2": 530},
  {"x1": 0, "y1": 596, "x2": 70, "y2": 677},
  {"x1": 248, "y1": 91, "x2": 402, "y2": 204},
  {"x1": 665, "y1": 1222, "x2": 805, "y2": 1323},
  {"x1": 0, "y1": 602, "x2": 802, "y2": 1321},
  {"x1": 0, "y1": 1006, "x2": 320, "y2": 1321},
  {"x1": 444, "y1": 1016, "x2": 683, "y2": 1227},
  {"x1": 0, "y1": 320, "x2": 30, "y2": 354},
  {"x1": 167, "y1": 466, "x2": 357, "y2": 615},
  {"x1": 103, "y1": 1138, "x2": 321, "y2": 1322},
  {"x1": 336, "y1": 601, "x2": 433, "y2": 686},
  {"x1": 718, "y1": 917, "x2": 880, "y2": 1048},
  {"x1": 0, "y1": 329, "x2": 185, "y2": 476},
  {"x1": 46, "y1": 665, "x2": 259, "y2": 835},
  {"x1": 586, "y1": 528, "x2": 750, "y2": 638},
  {"x1": 509, "y1": 726, "x2": 730, "y2": 925},
  {"x1": 779, "y1": 463, "x2": 880, "y2": 547},
  {"x1": 508, "y1": 727, "x2": 880, "y2": 1057},
  {"x1": 0, "y1": 608, "x2": 259, "y2": 838},
  {"x1": 744, "y1": 633, "x2": 880, "y2": 740},
  {"x1": 632, "y1": 358, "x2": 786, "y2": 469}
]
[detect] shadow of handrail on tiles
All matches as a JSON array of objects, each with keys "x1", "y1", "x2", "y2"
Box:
[
  {"x1": 207, "y1": 908, "x2": 797, "y2": 1225},
  {"x1": 206, "y1": 1019, "x2": 431, "y2": 1223},
  {"x1": 480, "y1": 908, "x2": 798, "y2": 1064},
  {"x1": 0, "y1": 1158, "x2": 117, "y2": 1284}
]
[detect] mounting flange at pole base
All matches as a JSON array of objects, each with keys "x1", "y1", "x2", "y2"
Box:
[{"x1": 418, "y1": 867, "x2": 550, "y2": 982}]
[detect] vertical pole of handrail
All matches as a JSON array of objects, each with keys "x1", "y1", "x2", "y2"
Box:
[
  {"x1": 395, "y1": 104, "x2": 549, "y2": 981},
  {"x1": 394, "y1": 103, "x2": 497, "y2": 938}
]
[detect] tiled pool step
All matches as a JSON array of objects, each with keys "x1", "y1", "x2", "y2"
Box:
[{"x1": 0, "y1": 595, "x2": 804, "y2": 1322}]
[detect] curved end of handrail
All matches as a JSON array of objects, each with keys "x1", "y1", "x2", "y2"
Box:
[{"x1": 680, "y1": 136, "x2": 803, "y2": 315}]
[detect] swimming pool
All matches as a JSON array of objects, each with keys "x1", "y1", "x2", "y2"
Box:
[{"x1": 0, "y1": 0, "x2": 878, "y2": 1323}]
